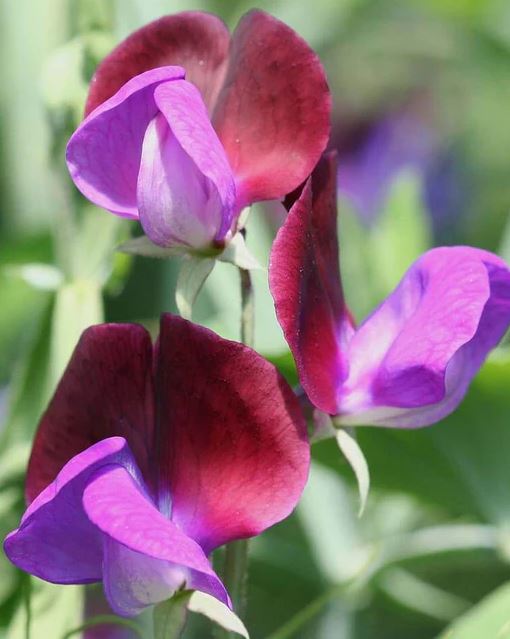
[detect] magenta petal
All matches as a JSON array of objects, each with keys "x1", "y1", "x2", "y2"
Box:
[
  {"x1": 85, "y1": 12, "x2": 230, "y2": 115},
  {"x1": 84, "y1": 465, "x2": 229, "y2": 615},
  {"x1": 4, "y1": 438, "x2": 134, "y2": 584},
  {"x1": 269, "y1": 153, "x2": 355, "y2": 415},
  {"x1": 155, "y1": 314, "x2": 309, "y2": 553},
  {"x1": 212, "y1": 10, "x2": 331, "y2": 207},
  {"x1": 137, "y1": 81, "x2": 235, "y2": 248},
  {"x1": 26, "y1": 323, "x2": 154, "y2": 503},
  {"x1": 67, "y1": 67, "x2": 184, "y2": 219},
  {"x1": 340, "y1": 247, "x2": 510, "y2": 427}
]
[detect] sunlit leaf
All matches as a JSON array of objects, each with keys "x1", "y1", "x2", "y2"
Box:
[
  {"x1": 438, "y1": 581, "x2": 510, "y2": 639},
  {"x1": 187, "y1": 591, "x2": 249, "y2": 638},
  {"x1": 175, "y1": 257, "x2": 215, "y2": 320},
  {"x1": 50, "y1": 280, "x2": 103, "y2": 385},
  {"x1": 335, "y1": 427, "x2": 370, "y2": 517}
]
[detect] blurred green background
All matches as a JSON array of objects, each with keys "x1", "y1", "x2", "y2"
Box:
[{"x1": 1, "y1": 0, "x2": 510, "y2": 637}]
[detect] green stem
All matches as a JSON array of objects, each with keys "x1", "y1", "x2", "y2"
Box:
[
  {"x1": 219, "y1": 267, "x2": 254, "y2": 636},
  {"x1": 265, "y1": 585, "x2": 343, "y2": 639},
  {"x1": 239, "y1": 267, "x2": 254, "y2": 346},
  {"x1": 24, "y1": 576, "x2": 31, "y2": 639}
]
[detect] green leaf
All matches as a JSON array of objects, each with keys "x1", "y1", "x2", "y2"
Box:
[
  {"x1": 187, "y1": 591, "x2": 249, "y2": 638},
  {"x1": 7, "y1": 580, "x2": 83, "y2": 639},
  {"x1": 369, "y1": 170, "x2": 432, "y2": 295},
  {"x1": 314, "y1": 350, "x2": 510, "y2": 523},
  {"x1": 334, "y1": 427, "x2": 370, "y2": 517},
  {"x1": 4, "y1": 263, "x2": 63, "y2": 291},
  {"x1": 72, "y1": 207, "x2": 125, "y2": 283},
  {"x1": 218, "y1": 232, "x2": 263, "y2": 270},
  {"x1": 175, "y1": 257, "x2": 215, "y2": 320},
  {"x1": 437, "y1": 581, "x2": 510, "y2": 639},
  {"x1": 153, "y1": 592, "x2": 191, "y2": 639},
  {"x1": 118, "y1": 235, "x2": 187, "y2": 259},
  {"x1": 2, "y1": 299, "x2": 53, "y2": 446},
  {"x1": 50, "y1": 280, "x2": 103, "y2": 385}
]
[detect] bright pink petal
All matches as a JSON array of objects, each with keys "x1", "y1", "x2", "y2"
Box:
[
  {"x1": 213, "y1": 10, "x2": 331, "y2": 208},
  {"x1": 137, "y1": 81, "x2": 235, "y2": 248},
  {"x1": 155, "y1": 314, "x2": 309, "y2": 553},
  {"x1": 84, "y1": 465, "x2": 229, "y2": 616},
  {"x1": 85, "y1": 12, "x2": 230, "y2": 115},
  {"x1": 269, "y1": 153, "x2": 354, "y2": 415},
  {"x1": 4, "y1": 438, "x2": 132, "y2": 584},
  {"x1": 67, "y1": 67, "x2": 183, "y2": 219},
  {"x1": 26, "y1": 324, "x2": 155, "y2": 503},
  {"x1": 339, "y1": 247, "x2": 510, "y2": 427}
]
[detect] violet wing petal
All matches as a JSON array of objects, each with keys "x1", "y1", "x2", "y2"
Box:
[
  {"x1": 155, "y1": 314, "x2": 309, "y2": 554},
  {"x1": 269, "y1": 153, "x2": 354, "y2": 415},
  {"x1": 4, "y1": 438, "x2": 136, "y2": 584},
  {"x1": 26, "y1": 323, "x2": 155, "y2": 503},
  {"x1": 339, "y1": 247, "x2": 510, "y2": 427},
  {"x1": 85, "y1": 12, "x2": 230, "y2": 115},
  {"x1": 67, "y1": 67, "x2": 184, "y2": 219},
  {"x1": 137, "y1": 81, "x2": 235, "y2": 248},
  {"x1": 83, "y1": 465, "x2": 229, "y2": 616},
  {"x1": 212, "y1": 9, "x2": 331, "y2": 208}
]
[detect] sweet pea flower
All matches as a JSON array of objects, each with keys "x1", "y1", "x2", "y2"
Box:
[
  {"x1": 66, "y1": 10, "x2": 330, "y2": 253},
  {"x1": 270, "y1": 152, "x2": 510, "y2": 430},
  {"x1": 4, "y1": 315, "x2": 308, "y2": 616}
]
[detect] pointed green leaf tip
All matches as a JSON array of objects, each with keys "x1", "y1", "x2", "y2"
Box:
[
  {"x1": 218, "y1": 232, "x2": 263, "y2": 271},
  {"x1": 188, "y1": 591, "x2": 249, "y2": 638},
  {"x1": 335, "y1": 427, "x2": 370, "y2": 517},
  {"x1": 153, "y1": 591, "x2": 249, "y2": 638},
  {"x1": 176, "y1": 257, "x2": 215, "y2": 320}
]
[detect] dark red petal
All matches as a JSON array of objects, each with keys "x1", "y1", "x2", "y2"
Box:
[
  {"x1": 26, "y1": 325, "x2": 155, "y2": 503},
  {"x1": 85, "y1": 12, "x2": 230, "y2": 115},
  {"x1": 155, "y1": 314, "x2": 309, "y2": 553},
  {"x1": 212, "y1": 10, "x2": 331, "y2": 208},
  {"x1": 269, "y1": 152, "x2": 354, "y2": 415}
]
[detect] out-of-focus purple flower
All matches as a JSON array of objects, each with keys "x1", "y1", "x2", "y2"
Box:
[
  {"x1": 335, "y1": 103, "x2": 470, "y2": 240},
  {"x1": 269, "y1": 152, "x2": 510, "y2": 430},
  {"x1": 66, "y1": 10, "x2": 330, "y2": 253},
  {"x1": 4, "y1": 315, "x2": 308, "y2": 616},
  {"x1": 337, "y1": 110, "x2": 436, "y2": 225}
]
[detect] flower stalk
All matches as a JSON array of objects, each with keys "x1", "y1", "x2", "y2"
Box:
[{"x1": 220, "y1": 264, "x2": 255, "y2": 633}]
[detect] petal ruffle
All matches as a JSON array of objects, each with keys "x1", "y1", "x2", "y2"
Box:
[
  {"x1": 339, "y1": 247, "x2": 510, "y2": 427},
  {"x1": 212, "y1": 10, "x2": 331, "y2": 208},
  {"x1": 67, "y1": 67, "x2": 184, "y2": 219},
  {"x1": 269, "y1": 153, "x2": 354, "y2": 415},
  {"x1": 85, "y1": 12, "x2": 230, "y2": 115},
  {"x1": 137, "y1": 81, "x2": 235, "y2": 248},
  {"x1": 84, "y1": 465, "x2": 229, "y2": 616},
  {"x1": 4, "y1": 438, "x2": 134, "y2": 584},
  {"x1": 155, "y1": 314, "x2": 309, "y2": 553},
  {"x1": 26, "y1": 324, "x2": 155, "y2": 502}
]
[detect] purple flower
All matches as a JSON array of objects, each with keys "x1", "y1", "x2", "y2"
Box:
[
  {"x1": 269, "y1": 152, "x2": 510, "y2": 429},
  {"x1": 4, "y1": 315, "x2": 308, "y2": 615},
  {"x1": 66, "y1": 10, "x2": 331, "y2": 252},
  {"x1": 338, "y1": 110, "x2": 436, "y2": 225}
]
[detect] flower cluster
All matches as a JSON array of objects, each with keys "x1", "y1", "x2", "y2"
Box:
[{"x1": 5, "y1": 7, "x2": 510, "y2": 636}]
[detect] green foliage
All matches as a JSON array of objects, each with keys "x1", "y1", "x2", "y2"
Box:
[
  {"x1": 438, "y1": 581, "x2": 510, "y2": 639},
  {"x1": 2, "y1": 0, "x2": 510, "y2": 638}
]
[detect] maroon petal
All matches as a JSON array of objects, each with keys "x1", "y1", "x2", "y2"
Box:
[
  {"x1": 269, "y1": 152, "x2": 354, "y2": 415},
  {"x1": 155, "y1": 314, "x2": 309, "y2": 553},
  {"x1": 212, "y1": 10, "x2": 331, "y2": 208},
  {"x1": 26, "y1": 325, "x2": 155, "y2": 503},
  {"x1": 85, "y1": 12, "x2": 230, "y2": 115}
]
